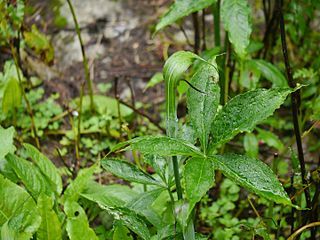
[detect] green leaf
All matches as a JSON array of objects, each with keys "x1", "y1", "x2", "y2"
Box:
[
  {"x1": 0, "y1": 174, "x2": 41, "y2": 239},
  {"x1": 23, "y1": 25, "x2": 54, "y2": 64},
  {"x1": 163, "y1": 51, "x2": 203, "y2": 137},
  {"x1": 187, "y1": 60, "x2": 220, "y2": 152},
  {"x1": 75, "y1": 95, "x2": 132, "y2": 117},
  {"x1": 63, "y1": 163, "x2": 99, "y2": 203},
  {"x1": 244, "y1": 132, "x2": 259, "y2": 158},
  {"x1": 82, "y1": 192, "x2": 151, "y2": 240},
  {"x1": 143, "y1": 72, "x2": 163, "y2": 92},
  {"x1": 155, "y1": 0, "x2": 215, "y2": 33},
  {"x1": 210, "y1": 154, "x2": 292, "y2": 206},
  {"x1": 210, "y1": 88, "x2": 292, "y2": 149},
  {"x1": 113, "y1": 223, "x2": 133, "y2": 240},
  {"x1": 23, "y1": 143, "x2": 62, "y2": 195},
  {"x1": 144, "y1": 155, "x2": 167, "y2": 179},
  {"x1": 184, "y1": 157, "x2": 214, "y2": 217},
  {"x1": 126, "y1": 188, "x2": 164, "y2": 227},
  {"x1": 101, "y1": 158, "x2": 163, "y2": 186},
  {"x1": 0, "y1": 126, "x2": 15, "y2": 159},
  {"x1": 113, "y1": 136, "x2": 204, "y2": 158},
  {"x1": 257, "y1": 128, "x2": 285, "y2": 152},
  {"x1": 6, "y1": 153, "x2": 52, "y2": 198},
  {"x1": 221, "y1": 0, "x2": 252, "y2": 58},
  {"x1": 37, "y1": 193, "x2": 62, "y2": 240},
  {"x1": 81, "y1": 181, "x2": 138, "y2": 208},
  {"x1": 248, "y1": 59, "x2": 288, "y2": 88},
  {"x1": 2, "y1": 76, "x2": 21, "y2": 114},
  {"x1": 115, "y1": 208, "x2": 152, "y2": 240},
  {"x1": 65, "y1": 201, "x2": 98, "y2": 240}
]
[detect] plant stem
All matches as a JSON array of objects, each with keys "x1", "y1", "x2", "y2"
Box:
[
  {"x1": 114, "y1": 78, "x2": 123, "y2": 140},
  {"x1": 10, "y1": 43, "x2": 40, "y2": 149},
  {"x1": 118, "y1": 99, "x2": 166, "y2": 133},
  {"x1": 212, "y1": 0, "x2": 221, "y2": 47},
  {"x1": 66, "y1": 0, "x2": 94, "y2": 111},
  {"x1": 172, "y1": 156, "x2": 182, "y2": 200},
  {"x1": 288, "y1": 222, "x2": 320, "y2": 240},
  {"x1": 75, "y1": 82, "x2": 85, "y2": 172},
  {"x1": 192, "y1": 12, "x2": 200, "y2": 54},
  {"x1": 201, "y1": 9, "x2": 206, "y2": 50},
  {"x1": 223, "y1": 37, "x2": 231, "y2": 105},
  {"x1": 277, "y1": 0, "x2": 311, "y2": 210}
]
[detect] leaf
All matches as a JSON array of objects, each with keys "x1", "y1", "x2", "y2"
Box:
[
  {"x1": 155, "y1": 0, "x2": 215, "y2": 33},
  {"x1": 210, "y1": 88, "x2": 292, "y2": 149},
  {"x1": 210, "y1": 154, "x2": 292, "y2": 206},
  {"x1": 257, "y1": 128, "x2": 285, "y2": 152},
  {"x1": 6, "y1": 153, "x2": 52, "y2": 198},
  {"x1": 2, "y1": 76, "x2": 22, "y2": 114},
  {"x1": 113, "y1": 223, "x2": 133, "y2": 240},
  {"x1": 248, "y1": 59, "x2": 288, "y2": 88},
  {"x1": 101, "y1": 158, "x2": 163, "y2": 186},
  {"x1": 221, "y1": 0, "x2": 252, "y2": 58},
  {"x1": 0, "y1": 126, "x2": 15, "y2": 159},
  {"x1": 23, "y1": 143, "x2": 63, "y2": 195},
  {"x1": 187, "y1": 60, "x2": 220, "y2": 152},
  {"x1": 126, "y1": 188, "x2": 164, "y2": 227},
  {"x1": 63, "y1": 163, "x2": 99, "y2": 203},
  {"x1": 75, "y1": 95, "x2": 133, "y2": 117},
  {"x1": 37, "y1": 193, "x2": 62, "y2": 240},
  {"x1": 184, "y1": 157, "x2": 214, "y2": 217},
  {"x1": 82, "y1": 193, "x2": 151, "y2": 240},
  {"x1": 112, "y1": 136, "x2": 204, "y2": 158},
  {"x1": 144, "y1": 155, "x2": 167, "y2": 179},
  {"x1": 239, "y1": 60, "x2": 261, "y2": 89},
  {"x1": 163, "y1": 51, "x2": 203, "y2": 137},
  {"x1": 23, "y1": 25, "x2": 54, "y2": 64},
  {"x1": 0, "y1": 174, "x2": 41, "y2": 239},
  {"x1": 243, "y1": 132, "x2": 259, "y2": 158},
  {"x1": 143, "y1": 72, "x2": 163, "y2": 92},
  {"x1": 65, "y1": 201, "x2": 98, "y2": 240},
  {"x1": 81, "y1": 181, "x2": 138, "y2": 208}
]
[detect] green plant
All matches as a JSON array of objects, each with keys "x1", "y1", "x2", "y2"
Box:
[
  {"x1": 97, "y1": 50, "x2": 298, "y2": 239},
  {"x1": 200, "y1": 179, "x2": 266, "y2": 239},
  {"x1": 0, "y1": 126, "x2": 107, "y2": 239}
]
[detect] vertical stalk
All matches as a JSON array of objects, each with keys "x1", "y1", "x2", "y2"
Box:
[
  {"x1": 277, "y1": 0, "x2": 311, "y2": 210},
  {"x1": 66, "y1": 0, "x2": 94, "y2": 111},
  {"x1": 201, "y1": 9, "x2": 206, "y2": 50},
  {"x1": 212, "y1": 0, "x2": 221, "y2": 47},
  {"x1": 223, "y1": 37, "x2": 231, "y2": 105},
  {"x1": 192, "y1": 12, "x2": 200, "y2": 54},
  {"x1": 172, "y1": 156, "x2": 182, "y2": 200},
  {"x1": 114, "y1": 78, "x2": 123, "y2": 140},
  {"x1": 10, "y1": 43, "x2": 40, "y2": 149},
  {"x1": 75, "y1": 82, "x2": 85, "y2": 171}
]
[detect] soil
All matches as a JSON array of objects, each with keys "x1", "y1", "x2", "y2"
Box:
[{"x1": 27, "y1": 0, "x2": 172, "y2": 112}]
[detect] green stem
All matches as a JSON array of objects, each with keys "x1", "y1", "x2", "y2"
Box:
[
  {"x1": 75, "y1": 82, "x2": 85, "y2": 172},
  {"x1": 172, "y1": 156, "x2": 182, "y2": 200},
  {"x1": 66, "y1": 0, "x2": 94, "y2": 111}
]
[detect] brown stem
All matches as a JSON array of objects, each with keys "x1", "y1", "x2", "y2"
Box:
[
  {"x1": 179, "y1": 25, "x2": 194, "y2": 49},
  {"x1": 201, "y1": 9, "x2": 206, "y2": 50},
  {"x1": 117, "y1": 99, "x2": 166, "y2": 134},
  {"x1": 277, "y1": 0, "x2": 311, "y2": 210},
  {"x1": 192, "y1": 12, "x2": 200, "y2": 54}
]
